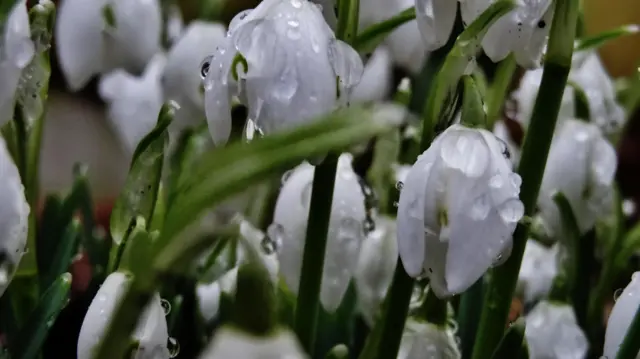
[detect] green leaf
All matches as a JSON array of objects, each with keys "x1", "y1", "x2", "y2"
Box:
[
  {"x1": 117, "y1": 217, "x2": 153, "y2": 275},
  {"x1": 40, "y1": 219, "x2": 81, "y2": 291},
  {"x1": 457, "y1": 278, "x2": 485, "y2": 359},
  {"x1": 336, "y1": 0, "x2": 359, "y2": 43},
  {"x1": 10, "y1": 273, "x2": 72, "y2": 359},
  {"x1": 110, "y1": 103, "x2": 174, "y2": 247},
  {"x1": 486, "y1": 55, "x2": 517, "y2": 129},
  {"x1": 575, "y1": 24, "x2": 640, "y2": 52},
  {"x1": 460, "y1": 75, "x2": 487, "y2": 128},
  {"x1": 353, "y1": 7, "x2": 415, "y2": 53},
  {"x1": 490, "y1": 318, "x2": 527, "y2": 359}
]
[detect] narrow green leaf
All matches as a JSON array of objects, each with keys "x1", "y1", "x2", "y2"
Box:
[
  {"x1": 118, "y1": 217, "x2": 152, "y2": 274},
  {"x1": 110, "y1": 103, "x2": 174, "y2": 246},
  {"x1": 575, "y1": 24, "x2": 640, "y2": 52},
  {"x1": 567, "y1": 80, "x2": 591, "y2": 121},
  {"x1": 490, "y1": 318, "x2": 527, "y2": 359},
  {"x1": 36, "y1": 194, "x2": 62, "y2": 274},
  {"x1": 353, "y1": 7, "x2": 415, "y2": 53},
  {"x1": 457, "y1": 278, "x2": 485, "y2": 359},
  {"x1": 486, "y1": 55, "x2": 516, "y2": 129},
  {"x1": 40, "y1": 219, "x2": 81, "y2": 291},
  {"x1": 461, "y1": 75, "x2": 487, "y2": 128},
  {"x1": 149, "y1": 183, "x2": 166, "y2": 232},
  {"x1": 336, "y1": 0, "x2": 359, "y2": 43},
  {"x1": 10, "y1": 273, "x2": 72, "y2": 359}
]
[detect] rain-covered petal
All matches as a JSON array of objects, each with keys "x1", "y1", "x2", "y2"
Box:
[
  {"x1": 98, "y1": 54, "x2": 166, "y2": 153},
  {"x1": 198, "y1": 327, "x2": 308, "y2": 359},
  {"x1": 273, "y1": 154, "x2": 366, "y2": 312},
  {"x1": 203, "y1": 39, "x2": 236, "y2": 146},
  {"x1": 0, "y1": 136, "x2": 30, "y2": 297},
  {"x1": 415, "y1": 0, "x2": 458, "y2": 51},
  {"x1": 196, "y1": 268, "x2": 239, "y2": 322},
  {"x1": 397, "y1": 319, "x2": 461, "y2": 358},
  {"x1": 537, "y1": 119, "x2": 617, "y2": 238},
  {"x1": 328, "y1": 39, "x2": 365, "y2": 104},
  {"x1": 56, "y1": 0, "x2": 162, "y2": 90},
  {"x1": 0, "y1": 0, "x2": 34, "y2": 126},
  {"x1": 311, "y1": 0, "x2": 337, "y2": 29},
  {"x1": 492, "y1": 119, "x2": 521, "y2": 166},
  {"x1": 397, "y1": 124, "x2": 523, "y2": 297},
  {"x1": 163, "y1": 21, "x2": 227, "y2": 134},
  {"x1": 525, "y1": 301, "x2": 589, "y2": 359},
  {"x1": 77, "y1": 272, "x2": 170, "y2": 359},
  {"x1": 604, "y1": 272, "x2": 640, "y2": 359},
  {"x1": 351, "y1": 46, "x2": 393, "y2": 103},
  {"x1": 517, "y1": 240, "x2": 559, "y2": 304}
]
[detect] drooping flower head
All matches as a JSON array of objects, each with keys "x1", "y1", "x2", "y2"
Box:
[
  {"x1": 525, "y1": 300, "x2": 589, "y2": 358},
  {"x1": 202, "y1": 0, "x2": 363, "y2": 145},
  {"x1": 517, "y1": 240, "x2": 559, "y2": 305},
  {"x1": 272, "y1": 153, "x2": 366, "y2": 312},
  {"x1": 56, "y1": 0, "x2": 162, "y2": 90},
  {"x1": 397, "y1": 124, "x2": 524, "y2": 298},
  {"x1": 0, "y1": 0, "x2": 35, "y2": 125}
]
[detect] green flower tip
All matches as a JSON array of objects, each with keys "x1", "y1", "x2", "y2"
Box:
[
  {"x1": 233, "y1": 262, "x2": 277, "y2": 336},
  {"x1": 326, "y1": 344, "x2": 349, "y2": 359}
]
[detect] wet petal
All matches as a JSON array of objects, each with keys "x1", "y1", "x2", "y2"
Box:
[
  {"x1": 604, "y1": 272, "x2": 640, "y2": 359},
  {"x1": 415, "y1": 0, "x2": 458, "y2": 50},
  {"x1": 328, "y1": 39, "x2": 365, "y2": 103},
  {"x1": 525, "y1": 301, "x2": 589, "y2": 359},
  {"x1": 517, "y1": 240, "x2": 558, "y2": 304},
  {"x1": 204, "y1": 41, "x2": 236, "y2": 146},
  {"x1": 351, "y1": 46, "x2": 393, "y2": 103},
  {"x1": 481, "y1": 12, "x2": 520, "y2": 63}
]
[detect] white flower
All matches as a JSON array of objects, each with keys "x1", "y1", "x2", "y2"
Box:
[
  {"x1": 98, "y1": 54, "x2": 166, "y2": 153},
  {"x1": 525, "y1": 300, "x2": 589, "y2": 359},
  {"x1": 272, "y1": 153, "x2": 366, "y2": 312},
  {"x1": 492, "y1": 119, "x2": 521, "y2": 167},
  {"x1": 517, "y1": 240, "x2": 559, "y2": 304},
  {"x1": 197, "y1": 267, "x2": 239, "y2": 322},
  {"x1": 604, "y1": 272, "x2": 640, "y2": 359},
  {"x1": 56, "y1": 0, "x2": 162, "y2": 91},
  {"x1": 0, "y1": 0, "x2": 34, "y2": 126},
  {"x1": 397, "y1": 319, "x2": 461, "y2": 359},
  {"x1": 163, "y1": 21, "x2": 227, "y2": 134},
  {"x1": 351, "y1": 46, "x2": 393, "y2": 103},
  {"x1": 397, "y1": 124, "x2": 524, "y2": 298},
  {"x1": 537, "y1": 119, "x2": 617, "y2": 238},
  {"x1": 361, "y1": 0, "x2": 427, "y2": 74},
  {"x1": 0, "y1": 137, "x2": 29, "y2": 297},
  {"x1": 354, "y1": 216, "x2": 398, "y2": 326},
  {"x1": 77, "y1": 272, "x2": 170, "y2": 359},
  {"x1": 203, "y1": 0, "x2": 363, "y2": 146},
  {"x1": 415, "y1": 0, "x2": 458, "y2": 51},
  {"x1": 311, "y1": 0, "x2": 337, "y2": 29},
  {"x1": 198, "y1": 327, "x2": 308, "y2": 359}
]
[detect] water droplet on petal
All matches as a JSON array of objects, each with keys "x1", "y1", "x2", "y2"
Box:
[
  {"x1": 286, "y1": 27, "x2": 302, "y2": 40},
  {"x1": 509, "y1": 173, "x2": 522, "y2": 189},
  {"x1": 499, "y1": 200, "x2": 524, "y2": 223},
  {"x1": 396, "y1": 181, "x2": 404, "y2": 191},
  {"x1": 200, "y1": 55, "x2": 213, "y2": 79},
  {"x1": 266, "y1": 223, "x2": 285, "y2": 252},
  {"x1": 167, "y1": 337, "x2": 180, "y2": 358},
  {"x1": 393, "y1": 201, "x2": 399, "y2": 208},
  {"x1": 575, "y1": 131, "x2": 589, "y2": 142},
  {"x1": 489, "y1": 174, "x2": 503, "y2": 189},
  {"x1": 281, "y1": 170, "x2": 294, "y2": 186},
  {"x1": 160, "y1": 299, "x2": 171, "y2": 315},
  {"x1": 614, "y1": 288, "x2": 623, "y2": 301},
  {"x1": 290, "y1": 0, "x2": 303, "y2": 8},
  {"x1": 469, "y1": 194, "x2": 491, "y2": 220}
]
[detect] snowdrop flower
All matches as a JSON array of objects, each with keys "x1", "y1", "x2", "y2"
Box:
[
  {"x1": 0, "y1": 0, "x2": 34, "y2": 125},
  {"x1": 203, "y1": 0, "x2": 363, "y2": 146},
  {"x1": 198, "y1": 327, "x2": 308, "y2": 359},
  {"x1": 0, "y1": 137, "x2": 30, "y2": 297},
  {"x1": 311, "y1": 0, "x2": 337, "y2": 29},
  {"x1": 517, "y1": 240, "x2": 559, "y2": 305},
  {"x1": 56, "y1": 0, "x2": 162, "y2": 90},
  {"x1": 163, "y1": 22, "x2": 227, "y2": 134},
  {"x1": 272, "y1": 153, "x2": 366, "y2": 312},
  {"x1": 197, "y1": 267, "x2": 239, "y2": 322},
  {"x1": 537, "y1": 119, "x2": 617, "y2": 238},
  {"x1": 525, "y1": 300, "x2": 589, "y2": 359},
  {"x1": 397, "y1": 319, "x2": 461, "y2": 359},
  {"x1": 360, "y1": 0, "x2": 426, "y2": 74},
  {"x1": 354, "y1": 216, "x2": 398, "y2": 326},
  {"x1": 397, "y1": 124, "x2": 524, "y2": 298},
  {"x1": 604, "y1": 272, "x2": 640, "y2": 359},
  {"x1": 78, "y1": 272, "x2": 170, "y2": 359},
  {"x1": 351, "y1": 46, "x2": 393, "y2": 103},
  {"x1": 99, "y1": 54, "x2": 166, "y2": 153}
]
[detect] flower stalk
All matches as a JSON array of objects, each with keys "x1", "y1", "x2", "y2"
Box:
[{"x1": 470, "y1": 0, "x2": 581, "y2": 357}]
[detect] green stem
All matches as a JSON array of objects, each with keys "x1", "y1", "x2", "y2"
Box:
[
  {"x1": 615, "y1": 304, "x2": 640, "y2": 359},
  {"x1": 471, "y1": 0, "x2": 580, "y2": 357},
  {"x1": 415, "y1": 288, "x2": 448, "y2": 327},
  {"x1": 486, "y1": 55, "x2": 516, "y2": 130},
  {"x1": 460, "y1": 75, "x2": 487, "y2": 128},
  {"x1": 457, "y1": 278, "x2": 485, "y2": 359}
]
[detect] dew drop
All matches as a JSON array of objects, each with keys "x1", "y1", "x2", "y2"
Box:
[
  {"x1": 489, "y1": 174, "x2": 503, "y2": 189},
  {"x1": 160, "y1": 299, "x2": 171, "y2": 316},
  {"x1": 200, "y1": 55, "x2": 213, "y2": 79},
  {"x1": 0, "y1": 268, "x2": 9, "y2": 287},
  {"x1": 287, "y1": 19, "x2": 300, "y2": 28},
  {"x1": 574, "y1": 130, "x2": 589, "y2": 142},
  {"x1": 469, "y1": 195, "x2": 491, "y2": 221},
  {"x1": 509, "y1": 173, "x2": 522, "y2": 189},
  {"x1": 393, "y1": 201, "x2": 399, "y2": 208},
  {"x1": 614, "y1": 288, "x2": 623, "y2": 302},
  {"x1": 290, "y1": 0, "x2": 303, "y2": 8},
  {"x1": 266, "y1": 223, "x2": 285, "y2": 253},
  {"x1": 363, "y1": 217, "x2": 375, "y2": 234},
  {"x1": 167, "y1": 337, "x2": 180, "y2": 358},
  {"x1": 280, "y1": 170, "x2": 294, "y2": 186},
  {"x1": 396, "y1": 181, "x2": 404, "y2": 191},
  {"x1": 499, "y1": 200, "x2": 524, "y2": 223}
]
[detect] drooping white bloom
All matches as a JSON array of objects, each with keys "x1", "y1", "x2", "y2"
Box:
[
  {"x1": 98, "y1": 54, "x2": 166, "y2": 153},
  {"x1": 272, "y1": 153, "x2": 366, "y2": 312},
  {"x1": 360, "y1": 0, "x2": 427, "y2": 74},
  {"x1": 525, "y1": 300, "x2": 589, "y2": 359},
  {"x1": 0, "y1": 137, "x2": 30, "y2": 297},
  {"x1": 351, "y1": 46, "x2": 393, "y2": 103},
  {"x1": 56, "y1": 0, "x2": 162, "y2": 90},
  {"x1": 354, "y1": 216, "x2": 398, "y2": 326},
  {"x1": 604, "y1": 272, "x2": 640, "y2": 359},
  {"x1": 77, "y1": 272, "x2": 170, "y2": 359},
  {"x1": 203, "y1": 0, "x2": 363, "y2": 146},
  {"x1": 198, "y1": 327, "x2": 308, "y2": 359},
  {"x1": 197, "y1": 267, "x2": 239, "y2": 322},
  {"x1": 311, "y1": 0, "x2": 337, "y2": 29},
  {"x1": 163, "y1": 21, "x2": 227, "y2": 134},
  {"x1": 517, "y1": 240, "x2": 559, "y2": 305},
  {"x1": 397, "y1": 124, "x2": 524, "y2": 298},
  {"x1": 397, "y1": 319, "x2": 461, "y2": 359},
  {"x1": 537, "y1": 119, "x2": 617, "y2": 238},
  {"x1": 415, "y1": 0, "x2": 458, "y2": 51},
  {"x1": 0, "y1": 0, "x2": 35, "y2": 125}
]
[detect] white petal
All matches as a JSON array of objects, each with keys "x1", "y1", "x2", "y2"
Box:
[
  {"x1": 328, "y1": 39, "x2": 365, "y2": 103},
  {"x1": 415, "y1": 0, "x2": 458, "y2": 50},
  {"x1": 311, "y1": 0, "x2": 338, "y2": 29},
  {"x1": 604, "y1": 272, "x2": 640, "y2": 359},
  {"x1": 197, "y1": 281, "x2": 221, "y2": 322},
  {"x1": 525, "y1": 301, "x2": 589, "y2": 359},
  {"x1": 459, "y1": 0, "x2": 491, "y2": 25},
  {"x1": 203, "y1": 41, "x2": 236, "y2": 146},
  {"x1": 517, "y1": 240, "x2": 558, "y2": 304},
  {"x1": 513, "y1": 3, "x2": 554, "y2": 68},
  {"x1": 351, "y1": 46, "x2": 393, "y2": 103},
  {"x1": 198, "y1": 327, "x2": 308, "y2": 358},
  {"x1": 481, "y1": 12, "x2": 520, "y2": 63},
  {"x1": 385, "y1": 19, "x2": 428, "y2": 75}
]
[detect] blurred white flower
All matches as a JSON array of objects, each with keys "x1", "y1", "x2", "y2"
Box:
[
  {"x1": 360, "y1": 0, "x2": 427, "y2": 74},
  {"x1": 397, "y1": 124, "x2": 523, "y2": 298},
  {"x1": 56, "y1": 0, "x2": 162, "y2": 90},
  {"x1": 203, "y1": 0, "x2": 363, "y2": 146},
  {"x1": 0, "y1": 137, "x2": 30, "y2": 297},
  {"x1": 351, "y1": 46, "x2": 393, "y2": 103},
  {"x1": 604, "y1": 272, "x2": 640, "y2": 359},
  {"x1": 537, "y1": 119, "x2": 617, "y2": 238},
  {"x1": 198, "y1": 327, "x2": 308, "y2": 359},
  {"x1": 517, "y1": 240, "x2": 559, "y2": 305},
  {"x1": 99, "y1": 54, "x2": 166, "y2": 153},
  {"x1": 354, "y1": 216, "x2": 398, "y2": 326},
  {"x1": 397, "y1": 319, "x2": 461, "y2": 359},
  {"x1": 492, "y1": 120, "x2": 521, "y2": 167},
  {"x1": 525, "y1": 300, "x2": 589, "y2": 359},
  {"x1": 163, "y1": 21, "x2": 227, "y2": 135},
  {"x1": 0, "y1": 0, "x2": 34, "y2": 125},
  {"x1": 272, "y1": 153, "x2": 366, "y2": 312},
  {"x1": 415, "y1": 0, "x2": 457, "y2": 51},
  {"x1": 311, "y1": 0, "x2": 337, "y2": 29},
  {"x1": 78, "y1": 272, "x2": 170, "y2": 359},
  {"x1": 197, "y1": 267, "x2": 238, "y2": 322}
]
